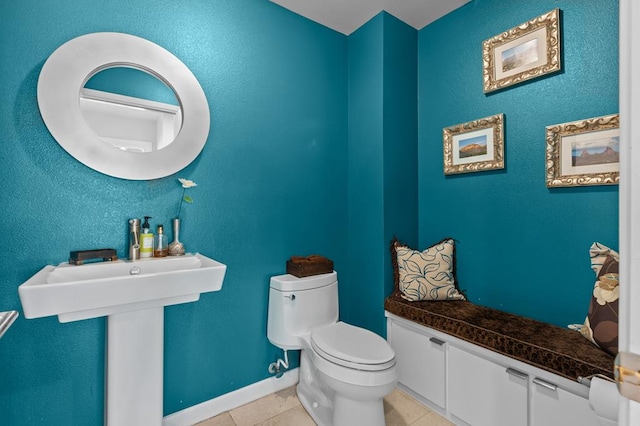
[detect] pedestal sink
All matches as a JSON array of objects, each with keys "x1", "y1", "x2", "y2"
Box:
[{"x1": 18, "y1": 253, "x2": 226, "y2": 425}]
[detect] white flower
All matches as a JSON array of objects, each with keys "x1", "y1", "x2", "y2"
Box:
[
  {"x1": 179, "y1": 178, "x2": 197, "y2": 189},
  {"x1": 175, "y1": 178, "x2": 197, "y2": 219}
]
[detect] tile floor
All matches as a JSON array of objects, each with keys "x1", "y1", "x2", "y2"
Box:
[{"x1": 196, "y1": 386, "x2": 454, "y2": 426}]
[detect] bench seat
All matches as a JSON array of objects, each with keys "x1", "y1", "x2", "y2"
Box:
[{"x1": 384, "y1": 292, "x2": 614, "y2": 382}]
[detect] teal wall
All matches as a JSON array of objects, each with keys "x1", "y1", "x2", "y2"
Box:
[
  {"x1": 418, "y1": 0, "x2": 619, "y2": 326},
  {"x1": 347, "y1": 13, "x2": 417, "y2": 336},
  {"x1": 85, "y1": 68, "x2": 179, "y2": 105},
  {"x1": 0, "y1": 0, "x2": 619, "y2": 423},
  {"x1": 382, "y1": 15, "x2": 418, "y2": 299},
  {"x1": 0, "y1": 0, "x2": 347, "y2": 423},
  {"x1": 347, "y1": 16, "x2": 384, "y2": 332}
]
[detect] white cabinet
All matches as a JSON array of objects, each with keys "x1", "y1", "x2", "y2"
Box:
[
  {"x1": 385, "y1": 312, "x2": 600, "y2": 426},
  {"x1": 387, "y1": 318, "x2": 446, "y2": 408},
  {"x1": 448, "y1": 345, "x2": 528, "y2": 426},
  {"x1": 531, "y1": 377, "x2": 600, "y2": 426}
]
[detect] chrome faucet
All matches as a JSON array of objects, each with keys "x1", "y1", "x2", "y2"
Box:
[{"x1": 129, "y1": 218, "x2": 141, "y2": 260}]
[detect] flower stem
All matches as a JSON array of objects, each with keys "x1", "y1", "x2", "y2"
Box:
[{"x1": 176, "y1": 188, "x2": 186, "y2": 218}]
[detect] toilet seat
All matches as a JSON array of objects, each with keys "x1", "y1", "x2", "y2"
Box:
[{"x1": 310, "y1": 322, "x2": 395, "y2": 371}]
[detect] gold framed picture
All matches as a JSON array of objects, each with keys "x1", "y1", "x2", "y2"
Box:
[
  {"x1": 482, "y1": 9, "x2": 561, "y2": 93},
  {"x1": 443, "y1": 113, "x2": 504, "y2": 175},
  {"x1": 545, "y1": 114, "x2": 619, "y2": 188}
]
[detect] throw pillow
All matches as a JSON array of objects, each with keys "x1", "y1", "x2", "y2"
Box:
[
  {"x1": 390, "y1": 238, "x2": 465, "y2": 302},
  {"x1": 580, "y1": 242, "x2": 619, "y2": 356}
]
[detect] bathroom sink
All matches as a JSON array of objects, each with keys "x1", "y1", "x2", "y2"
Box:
[
  {"x1": 18, "y1": 252, "x2": 226, "y2": 425},
  {"x1": 18, "y1": 253, "x2": 226, "y2": 322}
]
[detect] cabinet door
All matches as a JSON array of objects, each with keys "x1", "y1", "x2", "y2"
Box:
[
  {"x1": 387, "y1": 319, "x2": 446, "y2": 408},
  {"x1": 448, "y1": 345, "x2": 528, "y2": 426},
  {"x1": 531, "y1": 378, "x2": 600, "y2": 426}
]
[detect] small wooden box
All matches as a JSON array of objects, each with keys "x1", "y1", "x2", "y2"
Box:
[
  {"x1": 69, "y1": 248, "x2": 118, "y2": 265},
  {"x1": 286, "y1": 255, "x2": 334, "y2": 278}
]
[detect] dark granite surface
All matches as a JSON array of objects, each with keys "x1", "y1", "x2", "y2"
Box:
[{"x1": 385, "y1": 291, "x2": 614, "y2": 381}]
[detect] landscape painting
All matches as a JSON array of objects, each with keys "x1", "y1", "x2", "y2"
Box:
[
  {"x1": 501, "y1": 39, "x2": 539, "y2": 73},
  {"x1": 443, "y1": 113, "x2": 504, "y2": 175},
  {"x1": 545, "y1": 114, "x2": 620, "y2": 187},
  {"x1": 458, "y1": 135, "x2": 488, "y2": 158},
  {"x1": 571, "y1": 136, "x2": 619, "y2": 167},
  {"x1": 483, "y1": 9, "x2": 561, "y2": 93}
]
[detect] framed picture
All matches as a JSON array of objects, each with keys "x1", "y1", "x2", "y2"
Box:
[
  {"x1": 482, "y1": 9, "x2": 561, "y2": 93},
  {"x1": 545, "y1": 114, "x2": 619, "y2": 188},
  {"x1": 443, "y1": 113, "x2": 504, "y2": 175}
]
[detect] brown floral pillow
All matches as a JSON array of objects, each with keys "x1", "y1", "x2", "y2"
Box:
[
  {"x1": 580, "y1": 243, "x2": 619, "y2": 356},
  {"x1": 390, "y1": 238, "x2": 465, "y2": 302}
]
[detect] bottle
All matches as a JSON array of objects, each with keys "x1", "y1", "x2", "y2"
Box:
[
  {"x1": 154, "y1": 224, "x2": 168, "y2": 257},
  {"x1": 140, "y1": 216, "x2": 154, "y2": 258}
]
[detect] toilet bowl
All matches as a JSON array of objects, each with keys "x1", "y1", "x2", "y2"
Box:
[{"x1": 267, "y1": 272, "x2": 397, "y2": 426}]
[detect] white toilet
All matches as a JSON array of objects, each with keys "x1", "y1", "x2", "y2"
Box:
[{"x1": 267, "y1": 271, "x2": 397, "y2": 426}]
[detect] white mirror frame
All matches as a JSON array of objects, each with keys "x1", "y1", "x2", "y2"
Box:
[{"x1": 37, "y1": 32, "x2": 210, "y2": 180}]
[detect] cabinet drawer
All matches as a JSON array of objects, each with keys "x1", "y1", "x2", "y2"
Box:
[
  {"x1": 448, "y1": 345, "x2": 528, "y2": 426},
  {"x1": 387, "y1": 319, "x2": 446, "y2": 408},
  {"x1": 531, "y1": 377, "x2": 600, "y2": 426}
]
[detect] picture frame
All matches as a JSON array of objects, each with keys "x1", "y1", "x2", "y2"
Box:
[
  {"x1": 482, "y1": 9, "x2": 561, "y2": 93},
  {"x1": 443, "y1": 113, "x2": 504, "y2": 175},
  {"x1": 545, "y1": 114, "x2": 619, "y2": 188}
]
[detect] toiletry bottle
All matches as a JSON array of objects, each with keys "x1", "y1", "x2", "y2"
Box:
[
  {"x1": 140, "y1": 216, "x2": 154, "y2": 258},
  {"x1": 154, "y1": 224, "x2": 168, "y2": 257}
]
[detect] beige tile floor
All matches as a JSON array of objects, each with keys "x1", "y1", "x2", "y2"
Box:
[{"x1": 196, "y1": 386, "x2": 454, "y2": 426}]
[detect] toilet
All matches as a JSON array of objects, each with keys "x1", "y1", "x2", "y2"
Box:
[{"x1": 267, "y1": 271, "x2": 397, "y2": 426}]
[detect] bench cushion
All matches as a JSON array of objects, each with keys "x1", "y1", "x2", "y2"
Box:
[{"x1": 385, "y1": 291, "x2": 614, "y2": 381}]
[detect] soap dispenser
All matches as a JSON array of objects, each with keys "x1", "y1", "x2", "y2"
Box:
[
  {"x1": 154, "y1": 224, "x2": 168, "y2": 257},
  {"x1": 140, "y1": 216, "x2": 154, "y2": 258}
]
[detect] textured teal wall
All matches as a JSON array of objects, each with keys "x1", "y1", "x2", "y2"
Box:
[
  {"x1": 382, "y1": 15, "x2": 418, "y2": 299},
  {"x1": 347, "y1": 14, "x2": 384, "y2": 331},
  {"x1": 0, "y1": 0, "x2": 347, "y2": 423},
  {"x1": 85, "y1": 68, "x2": 179, "y2": 105},
  {"x1": 418, "y1": 0, "x2": 619, "y2": 326},
  {"x1": 347, "y1": 13, "x2": 417, "y2": 336}
]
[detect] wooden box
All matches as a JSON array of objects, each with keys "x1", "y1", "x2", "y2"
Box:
[{"x1": 286, "y1": 255, "x2": 334, "y2": 278}]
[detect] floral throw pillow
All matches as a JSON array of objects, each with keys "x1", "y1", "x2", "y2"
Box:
[
  {"x1": 580, "y1": 242, "x2": 619, "y2": 356},
  {"x1": 390, "y1": 238, "x2": 465, "y2": 302}
]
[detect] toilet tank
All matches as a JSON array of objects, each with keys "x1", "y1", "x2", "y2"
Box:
[{"x1": 267, "y1": 271, "x2": 338, "y2": 350}]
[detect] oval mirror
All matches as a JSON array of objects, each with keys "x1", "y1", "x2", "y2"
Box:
[{"x1": 37, "y1": 32, "x2": 209, "y2": 180}]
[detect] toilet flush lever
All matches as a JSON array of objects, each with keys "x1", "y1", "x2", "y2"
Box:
[{"x1": 284, "y1": 294, "x2": 296, "y2": 301}]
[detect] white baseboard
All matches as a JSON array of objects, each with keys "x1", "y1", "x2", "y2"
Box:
[{"x1": 162, "y1": 368, "x2": 299, "y2": 426}]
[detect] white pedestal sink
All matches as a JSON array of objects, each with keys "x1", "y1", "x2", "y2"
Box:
[{"x1": 18, "y1": 253, "x2": 226, "y2": 425}]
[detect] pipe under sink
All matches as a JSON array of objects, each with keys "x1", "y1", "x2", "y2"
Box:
[{"x1": 0, "y1": 310, "x2": 18, "y2": 339}]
